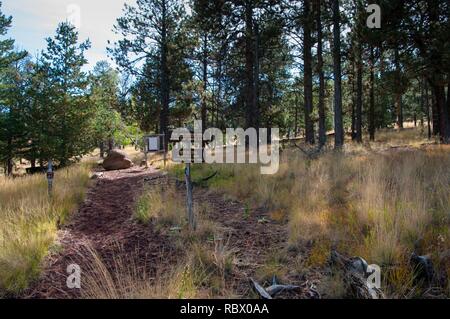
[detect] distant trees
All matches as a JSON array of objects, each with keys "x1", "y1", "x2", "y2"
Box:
[
  {"x1": 108, "y1": 0, "x2": 449, "y2": 147},
  {"x1": 0, "y1": 17, "x2": 130, "y2": 173},
  {"x1": 90, "y1": 61, "x2": 123, "y2": 157},
  {"x1": 109, "y1": 0, "x2": 193, "y2": 148},
  {"x1": 2, "y1": 0, "x2": 450, "y2": 175},
  {"x1": 0, "y1": 3, "x2": 27, "y2": 175}
]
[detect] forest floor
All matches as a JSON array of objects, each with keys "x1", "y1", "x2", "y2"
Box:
[
  {"x1": 25, "y1": 166, "x2": 320, "y2": 299},
  {"x1": 20, "y1": 128, "x2": 450, "y2": 299}
]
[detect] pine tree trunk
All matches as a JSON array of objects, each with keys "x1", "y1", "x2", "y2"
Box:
[
  {"x1": 304, "y1": 0, "x2": 315, "y2": 144},
  {"x1": 245, "y1": 1, "x2": 257, "y2": 130},
  {"x1": 394, "y1": 46, "x2": 403, "y2": 129},
  {"x1": 425, "y1": 82, "x2": 432, "y2": 139},
  {"x1": 160, "y1": 0, "x2": 170, "y2": 149},
  {"x1": 254, "y1": 21, "x2": 260, "y2": 132},
  {"x1": 351, "y1": 60, "x2": 357, "y2": 140},
  {"x1": 431, "y1": 90, "x2": 440, "y2": 136},
  {"x1": 432, "y1": 82, "x2": 450, "y2": 144},
  {"x1": 294, "y1": 93, "x2": 299, "y2": 137},
  {"x1": 369, "y1": 46, "x2": 376, "y2": 141},
  {"x1": 6, "y1": 137, "x2": 13, "y2": 176},
  {"x1": 317, "y1": 0, "x2": 326, "y2": 147},
  {"x1": 356, "y1": 41, "x2": 363, "y2": 143},
  {"x1": 333, "y1": 0, "x2": 344, "y2": 148},
  {"x1": 202, "y1": 33, "x2": 208, "y2": 129}
]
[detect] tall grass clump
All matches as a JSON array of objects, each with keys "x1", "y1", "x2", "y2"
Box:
[
  {"x1": 82, "y1": 236, "x2": 237, "y2": 299},
  {"x1": 134, "y1": 185, "x2": 185, "y2": 228},
  {"x1": 288, "y1": 147, "x2": 450, "y2": 296},
  {"x1": 0, "y1": 164, "x2": 91, "y2": 296}
]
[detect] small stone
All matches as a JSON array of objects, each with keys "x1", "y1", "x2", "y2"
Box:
[{"x1": 90, "y1": 172, "x2": 104, "y2": 180}]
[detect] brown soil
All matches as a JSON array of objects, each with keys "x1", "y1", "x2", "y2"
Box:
[
  {"x1": 25, "y1": 167, "x2": 180, "y2": 298},
  {"x1": 25, "y1": 166, "x2": 318, "y2": 299}
]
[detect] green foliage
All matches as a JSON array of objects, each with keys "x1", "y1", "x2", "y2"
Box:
[
  {"x1": 109, "y1": 0, "x2": 194, "y2": 133},
  {"x1": 0, "y1": 3, "x2": 27, "y2": 174},
  {"x1": 38, "y1": 22, "x2": 93, "y2": 165}
]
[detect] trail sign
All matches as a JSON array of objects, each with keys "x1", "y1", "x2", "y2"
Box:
[
  {"x1": 143, "y1": 134, "x2": 167, "y2": 168},
  {"x1": 147, "y1": 136, "x2": 160, "y2": 152}
]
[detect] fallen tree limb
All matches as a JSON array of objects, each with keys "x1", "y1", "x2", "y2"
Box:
[
  {"x1": 330, "y1": 250, "x2": 385, "y2": 299},
  {"x1": 293, "y1": 142, "x2": 324, "y2": 160},
  {"x1": 250, "y1": 278, "x2": 272, "y2": 299}
]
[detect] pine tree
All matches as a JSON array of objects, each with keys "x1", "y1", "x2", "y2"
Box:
[
  {"x1": 0, "y1": 3, "x2": 27, "y2": 175},
  {"x1": 40, "y1": 22, "x2": 93, "y2": 165},
  {"x1": 89, "y1": 61, "x2": 122, "y2": 156},
  {"x1": 109, "y1": 0, "x2": 192, "y2": 147}
]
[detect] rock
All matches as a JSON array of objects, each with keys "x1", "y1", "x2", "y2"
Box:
[
  {"x1": 102, "y1": 150, "x2": 133, "y2": 171},
  {"x1": 90, "y1": 172, "x2": 104, "y2": 179}
]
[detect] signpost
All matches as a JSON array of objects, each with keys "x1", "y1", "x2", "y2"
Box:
[
  {"x1": 182, "y1": 131, "x2": 204, "y2": 231},
  {"x1": 185, "y1": 163, "x2": 195, "y2": 230}
]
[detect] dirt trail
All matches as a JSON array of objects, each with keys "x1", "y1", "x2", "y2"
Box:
[
  {"x1": 26, "y1": 166, "x2": 316, "y2": 299},
  {"x1": 26, "y1": 167, "x2": 179, "y2": 299},
  {"x1": 195, "y1": 190, "x2": 317, "y2": 298}
]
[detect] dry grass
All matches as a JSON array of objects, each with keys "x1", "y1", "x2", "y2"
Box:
[
  {"x1": 290, "y1": 147, "x2": 449, "y2": 296},
  {"x1": 0, "y1": 163, "x2": 92, "y2": 296},
  {"x1": 134, "y1": 182, "x2": 219, "y2": 242},
  {"x1": 134, "y1": 184, "x2": 186, "y2": 229},
  {"x1": 81, "y1": 235, "x2": 237, "y2": 299},
  {"x1": 126, "y1": 183, "x2": 238, "y2": 299},
  {"x1": 172, "y1": 128, "x2": 450, "y2": 298}
]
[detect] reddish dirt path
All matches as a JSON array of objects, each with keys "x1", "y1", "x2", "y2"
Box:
[
  {"x1": 195, "y1": 190, "x2": 319, "y2": 298},
  {"x1": 26, "y1": 166, "x2": 317, "y2": 299},
  {"x1": 26, "y1": 167, "x2": 180, "y2": 299}
]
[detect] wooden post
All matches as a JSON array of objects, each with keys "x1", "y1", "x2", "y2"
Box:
[
  {"x1": 185, "y1": 163, "x2": 195, "y2": 230},
  {"x1": 163, "y1": 134, "x2": 167, "y2": 169},
  {"x1": 47, "y1": 160, "x2": 54, "y2": 196},
  {"x1": 144, "y1": 136, "x2": 149, "y2": 169}
]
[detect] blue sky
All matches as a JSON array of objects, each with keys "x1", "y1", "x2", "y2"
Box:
[{"x1": 3, "y1": 0, "x2": 134, "y2": 68}]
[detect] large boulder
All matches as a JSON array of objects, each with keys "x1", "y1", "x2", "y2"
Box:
[{"x1": 102, "y1": 150, "x2": 133, "y2": 171}]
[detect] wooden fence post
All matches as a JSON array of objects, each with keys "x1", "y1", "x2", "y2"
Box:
[
  {"x1": 47, "y1": 159, "x2": 54, "y2": 196},
  {"x1": 185, "y1": 163, "x2": 195, "y2": 230}
]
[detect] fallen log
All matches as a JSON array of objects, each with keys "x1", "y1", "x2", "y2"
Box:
[
  {"x1": 265, "y1": 284, "x2": 301, "y2": 297},
  {"x1": 250, "y1": 277, "x2": 301, "y2": 299},
  {"x1": 250, "y1": 278, "x2": 272, "y2": 299}
]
